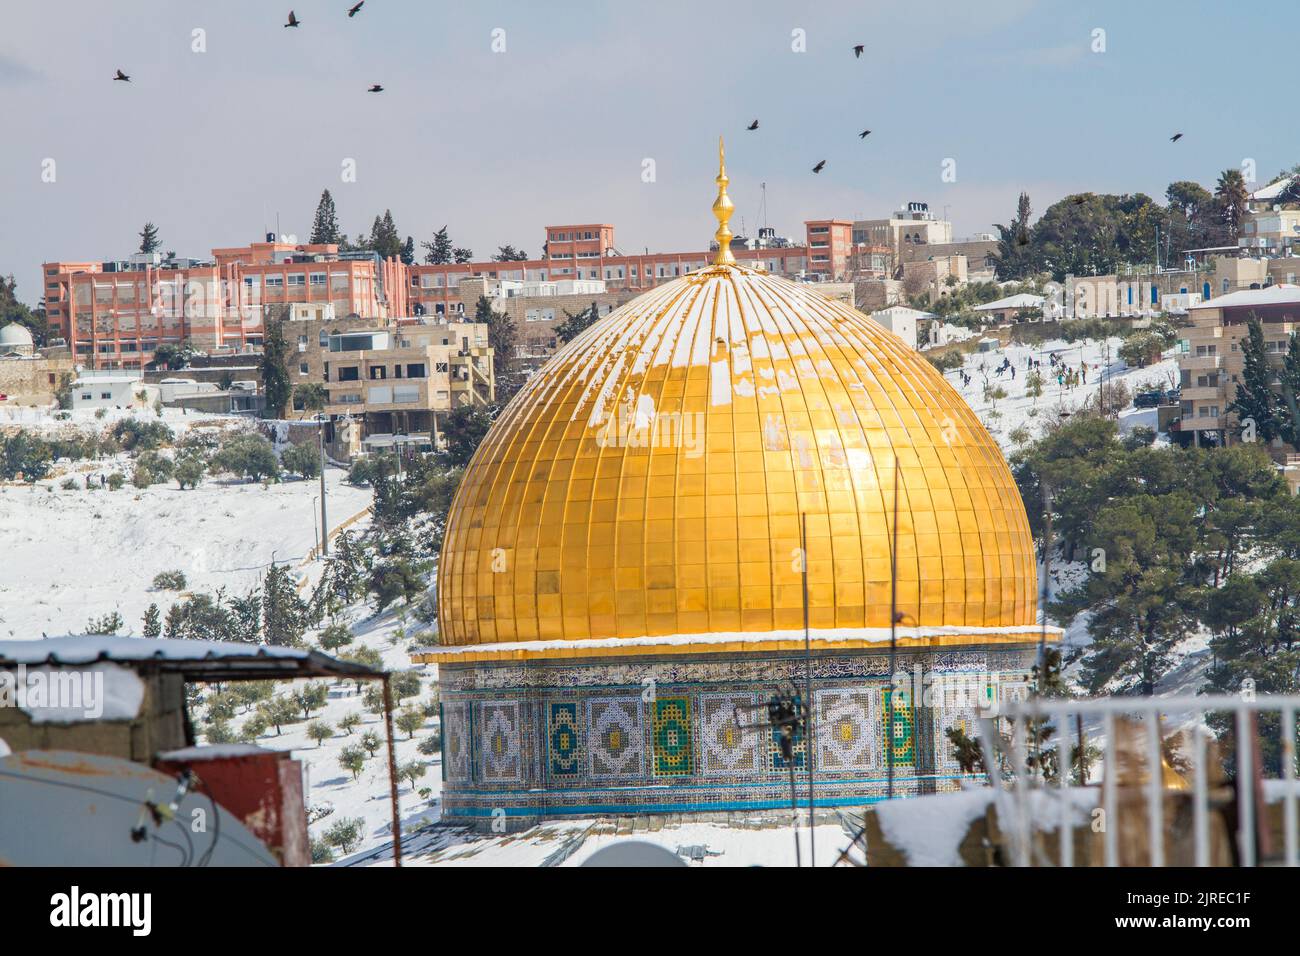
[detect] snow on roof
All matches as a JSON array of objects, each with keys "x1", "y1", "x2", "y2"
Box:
[
  {"x1": 1188, "y1": 284, "x2": 1300, "y2": 310},
  {"x1": 1251, "y1": 176, "x2": 1295, "y2": 202},
  {"x1": 71, "y1": 375, "x2": 143, "y2": 386},
  {"x1": 0, "y1": 635, "x2": 383, "y2": 681},
  {"x1": 156, "y1": 743, "x2": 279, "y2": 761},
  {"x1": 973, "y1": 293, "x2": 1045, "y2": 311},
  {"x1": 869, "y1": 306, "x2": 934, "y2": 320}
]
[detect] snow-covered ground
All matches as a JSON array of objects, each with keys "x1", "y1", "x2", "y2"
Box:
[
  {"x1": 0, "y1": 416, "x2": 372, "y2": 639},
  {"x1": 937, "y1": 335, "x2": 1177, "y2": 453}
]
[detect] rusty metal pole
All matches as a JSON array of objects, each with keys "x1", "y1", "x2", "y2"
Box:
[{"x1": 382, "y1": 674, "x2": 403, "y2": 866}]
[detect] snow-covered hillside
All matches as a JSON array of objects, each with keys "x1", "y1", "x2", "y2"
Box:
[
  {"x1": 936, "y1": 335, "x2": 1176, "y2": 453},
  {"x1": 0, "y1": 411, "x2": 372, "y2": 639}
]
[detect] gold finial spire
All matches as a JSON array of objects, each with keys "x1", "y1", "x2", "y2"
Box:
[{"x1": 711, "y1": 136, "x2": 736, "y2": 266}]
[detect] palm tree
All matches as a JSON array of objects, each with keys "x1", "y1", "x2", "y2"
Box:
[
  {"x1": 294, "y1": 382, "x2": 327, "y2": 414},
  {"x1": 1214, "y1": 169, "x2": 1250, "y2": 241}
]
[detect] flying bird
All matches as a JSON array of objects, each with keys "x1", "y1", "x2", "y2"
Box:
[
  {"x1": 853, "y1": 45, "x2": 864, "y2": 58},
  {"x1": 285, "y1": 10, "x2": 301, "y2": 27},
  {"x1": 367, "y1": 84, "x2": 384, "y2": 93},
  {"x1": 1170, "y1": 132, "x2": 1183, "y2": 143},
  {"x1": 113, "y1": 69, "x2": 130, "y2": 82},
  {"x1": 812, "y1": 160, "x2": 826, "y2": 174},
  {"x1": 347, "y1": 1, "x2": 364, "y2": 15},
  {"x1": 747, "y1": 119, "x2": 759, "y2": 131},
  {"x1": 858, "y1": 129, "x2": 871, "y2": 139}
]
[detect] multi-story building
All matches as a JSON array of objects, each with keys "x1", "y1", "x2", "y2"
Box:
[
  {"x1": 43, "y1": 236, "x2": 406, "y2": 370},
  {"x1": 1175, "y1": 285, "x2": 1300, "y2": 447},
  {"x1": 43, "y1": 213, "x2": 944, "y2": 371},
  {"x1": 286, "y1": 311, "x2": 493, "y2": 455},
  {"x1": 853, "y1": 202, "x2": 954, "y2": 263}
]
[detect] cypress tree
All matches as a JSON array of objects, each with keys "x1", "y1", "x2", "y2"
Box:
[
  {"x1": 261, "y1": 314, "x2": 292, "y2": 419},
  {"x1": 1280, "y1": 332, "x2": 1300, "y2": 448},
  {"x1": 1227, "y1": 314, "x2": 1281, "y2": 442}
]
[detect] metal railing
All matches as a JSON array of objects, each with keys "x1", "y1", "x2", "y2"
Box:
[{"x1": 978, "y1": 694, "x2": 1299, "y2": 867}]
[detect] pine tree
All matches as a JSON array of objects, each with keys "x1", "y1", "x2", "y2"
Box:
[
  {"x1": 138, "y1": 222, "x2": 161, "y2": 254},
  {"x1": 421, "y1": 226, "x2": 453, "y2": 264},
  {"x1": 142, "y1": 603, "x2": 161, "y2": 639},
  {"x1": 309, "y1": 189, "x2": 341, "y2": 244},
  {"x1": 1228, "y1": 314, "x2": 1281, "y2": 442},
  {"x1": 452, "y1": 246, "x2": 473, "y2": 264},
  {"x1": 1280, "y1": 333, "x2": 1300, "y2": 448},
  {"x1": 263, "y1": 561, "x2": 307, "y2": 647},
  {"x1": 400, "y1": 235, "x2": 415, "y2": 265},
  {"x1": 261, "y1": 314, "x2": 292, "y2": 419},
  {"x1": 368, "y1": 210, "x2": 402, "y2": 260},
  {"x1": 164, "y1": 603, "x2": 185, "y2": 639},
  {"x1": 555, "y1": 301, "x2": 600, "y2": 344}
]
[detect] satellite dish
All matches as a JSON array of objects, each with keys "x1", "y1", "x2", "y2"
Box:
[
  {"x1": 0, "y1": 750, "x2": 279, "y2": 866},
  {"x1": 581, "y1": 840, "x2": 687, "y2": 867}
]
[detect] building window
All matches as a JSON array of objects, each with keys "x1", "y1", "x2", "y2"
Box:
[{"x1": 299, "y1": 362, "x2": 309, "y2": 375}]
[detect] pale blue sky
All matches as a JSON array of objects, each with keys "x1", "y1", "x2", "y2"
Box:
[{"x1": 2, "y1": 0, "x2": 1296, "y2": 304}]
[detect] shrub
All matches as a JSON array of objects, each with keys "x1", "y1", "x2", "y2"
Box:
[
  {"x1": 107, "y1": 471, "x2": 125, "y2": 490},
  {"x1": 318, "y1": 621, "x2": 353, "y2": 651},
  {"x1": 306, "y1": 721, "x2": 334, "y2": 747},
  {"x1": 281, "y1": 441, "x2": 321, "y2": 480},
  {"x1": 310, "y1": 838, "x2": 335, "y2": 864},
  {"x1": 60, "y1": 477, "x2": 79, "y2": 490},
  {"x1": 417, "y1": 731, "x2": 442, "y2": 756},
  {"x1": 927, "y1": 351, "x2": 965, "y2": 373},
  {"x1": 175, "y1": 455, "x2": 205, "y2": 490},
  {"x1": 211, "y1": 432, "x2": 279, "y2": 482},
  {"x1": 323, "y1": 816, "x2": 364, "y2": 853},
  {"x1": 153, "y1": 570, "x2": 188, "y2": 591},
  {"x1": 112, "y1": 418, "x2": 174, "y2": 452}
]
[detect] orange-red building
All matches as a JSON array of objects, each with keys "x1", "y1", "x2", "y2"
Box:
[{"x1": 44, "y1": 221, "x2": 860, "y2": 368}]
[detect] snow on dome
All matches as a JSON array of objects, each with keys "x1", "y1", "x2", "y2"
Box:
[
  {"x1": 438, "y1": 255, "x2": 1039, "y2": 648},
  {"x1": 0, "y1": 322, "x2": 34, "y2": 347}
]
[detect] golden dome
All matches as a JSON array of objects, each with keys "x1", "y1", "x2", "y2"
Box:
[{"x1": 436, "y1": 147, "x2": 1039, "y2": 656}]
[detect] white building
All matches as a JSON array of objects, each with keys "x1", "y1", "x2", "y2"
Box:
[
  {"x1": 867, "y1": 306, "x2": 931, "y2": 350},
  {"x1": 70, "y1": 373, "x2": 155, "y2": 411}
]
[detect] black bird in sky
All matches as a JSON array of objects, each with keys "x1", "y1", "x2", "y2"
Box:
[
  {"x1": 747, "y1": 119, "x2": 759, "y2": 131},
  {"x1": 348, "y1": 1, "x2": 364, "y2": 16},
  {"x1": 113, "y1": 69, "x2": 130, "y2": 82},
  {"x1": 285, "y1": 10, "x2": 301, "y2": 27},
  {"x1": 1170, "y1": 132, "x2": 1183, "y2": 143},
  {"x1": 368, "y1": 84, "x2": 384, "y2": 93},
  {"x1": 853, "y1": 44, "x2": 864, "y2": 58},
  {"x1": 812, "y1": 160, "x2": 826, "y2": 174},
  {"x1": 859, "y1": 129, "x2": 871, "y2": 139}
]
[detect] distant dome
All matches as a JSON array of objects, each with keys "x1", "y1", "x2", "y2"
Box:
[{"x1": 0, "y1": 323, "x2": 34, "y2": 348}]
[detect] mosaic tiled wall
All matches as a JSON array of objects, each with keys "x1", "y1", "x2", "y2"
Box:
[{"x1": 436, "y1": 647, "x2": 1037, "y2": 826}]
